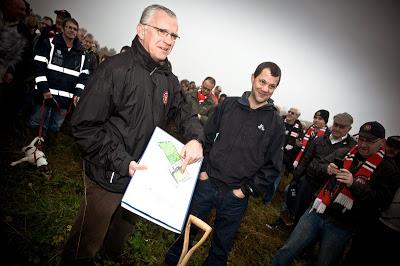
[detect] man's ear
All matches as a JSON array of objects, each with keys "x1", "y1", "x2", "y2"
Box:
[{"x1": 136, "y1": 24, "x2": 145, "y2": 39}]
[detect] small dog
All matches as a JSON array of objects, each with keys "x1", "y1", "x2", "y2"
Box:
[{"x1": 10, "y1": 137, "x2": 48, "y2": 167}]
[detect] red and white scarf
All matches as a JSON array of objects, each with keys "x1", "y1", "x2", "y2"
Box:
[
  {"x1": 197, "y1": 88, "x2": 208, "y2": 103},
  {"x1": 311, "y1": 145, "x2": 385, "y2": 214},
  {"x1": 294, "y1": 125, "x2": 327, "y2": 166}
]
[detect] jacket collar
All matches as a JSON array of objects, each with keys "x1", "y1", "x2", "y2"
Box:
[
  {"x1": 130, "y1": 35, "x2": 172, "y2": 75},
  {"x1": 238, "y1": 91, "x2": 276, "y2": 111},
  {"x1": 52, "y1": 34, "x2": 84, "y2": 53}
]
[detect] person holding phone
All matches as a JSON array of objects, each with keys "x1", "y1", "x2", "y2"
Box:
[
  {"x1": 272, "y1": 121, "x2": 400, "y2": 266},
  {"x1": 291, "y1": 113, "x2": 357, "y2": 223}
]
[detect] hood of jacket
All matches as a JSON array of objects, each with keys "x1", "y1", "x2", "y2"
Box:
[{"x1": 239, "y1": 91, "x2": 277, "y2": 111}]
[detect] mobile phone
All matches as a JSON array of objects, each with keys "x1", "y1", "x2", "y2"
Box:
[{"x1": 334, "y1": 158, "x2": 343, "y2": 169}]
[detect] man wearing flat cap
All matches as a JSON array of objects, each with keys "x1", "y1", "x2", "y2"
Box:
[
  {"x1": 292, "y1": 112, "x2": 357, "y2": 223},
  {"x1": 272, "y1": 121, "x2": 400, "y2": 265}
]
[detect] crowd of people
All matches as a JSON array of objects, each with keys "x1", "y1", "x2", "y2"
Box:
[{"x1": 1, "y1": 1, "x2": 399, "y2": 265}]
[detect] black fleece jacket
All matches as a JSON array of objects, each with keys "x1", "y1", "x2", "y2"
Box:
[{"x1": 201, "y1": 92, "x2": 285, "y2": 197}]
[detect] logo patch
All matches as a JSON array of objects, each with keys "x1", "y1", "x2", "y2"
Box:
[
  {"x1": 363, "y1": 124, "x2": 372, "y2": 131},
  {"x1": 258, "y1": 124, "x2": 265, "y2": 131},
  {"x1": 162, "y1": 90, "x2": 168, "y2": 105}
]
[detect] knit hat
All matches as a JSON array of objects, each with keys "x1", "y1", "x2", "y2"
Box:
[
  {"x1": 358, "y1": 121, "x2": 385, "y2": 141},
  {"x1": 314, "y1": 109, "x2": 329, "y2": 124},
  {"x1": 333, "y1": 112, "x2": 353, "y2": 126}
]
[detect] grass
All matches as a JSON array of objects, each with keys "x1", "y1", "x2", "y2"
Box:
[{"x1": 0, "y1": 120, "x2": 310, "y2": 266}]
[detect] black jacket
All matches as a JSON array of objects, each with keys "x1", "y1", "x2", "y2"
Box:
[
  {"x1": 282, "y1": 117, "x2": 304, "y2": 171},
  {"x1": 71, "y1": 36, "x2": 204, "y2": 193},
  {"x1": 294, "y1": 134, "x2": 356, "y2": 186},
  {"x1": 324, "y1": 154, "x2": 400, "y2": 231},
  {"x1": 201, "y1": 92, "x2": 285, "y2": 197},
  {"x1": 34, "y1": 34, "x2": 89, "y2": 108}
]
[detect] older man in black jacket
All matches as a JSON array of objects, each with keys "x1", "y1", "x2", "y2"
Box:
[
  {"x1": 62, "y1": 5, "x2": 203, "y2": 264},
  {"x1": 293, "y1": 112, "x2": 357, "y2": 223}
]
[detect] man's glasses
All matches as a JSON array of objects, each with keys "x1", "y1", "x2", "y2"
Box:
[
  {"x1": 142, "y1": 24, "x2": 180, "y2": 41},
  {"x1": 65, "y1": 25, "x2": 78, "y2": 31},
  {"x1": 288, "y1": 110, "x2": 296, "y2": 115}
]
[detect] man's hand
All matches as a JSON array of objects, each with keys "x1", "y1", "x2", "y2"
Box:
[
  {"x1": 199, "y1": 171, "x2": 209, "y2": 181},
  {"x1": 43, "y1": 91, "x2": 52, "y2": 99},
  {"x1": 128, "y1": 161, "x2": 147, "y2": 176},
  {"x1": 73, "y1": 96, "x2": 80, "y2": 107},
  {"x1": 180, "y1": 139, "x2": 203, "y2": 173},
  {"x1": 327, "y1": 162, "x2": 341, "y2": 175},
  {"x1": 233, "y1": 188, "x2": 245, "y2": 199},
  {"x1": 335, "y1": 168, "x2": 354, "y2": 187}
]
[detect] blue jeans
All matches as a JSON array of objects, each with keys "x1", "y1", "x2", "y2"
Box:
[
  {"x1": 263, "y1": 175, "x2": 281, "y2": 204},
  {"x1": 271, "y1": 208, "x2": 353, "y2": 266},
  {"x1": 28, "y1": 103, "x2": 67, "y2": 138},
  {"x1": 165, "y1": 177, "x2": 248, "y2": 266}
]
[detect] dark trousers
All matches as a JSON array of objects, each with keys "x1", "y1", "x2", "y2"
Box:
[
  {"x1": 294, "y1": 176, "x2": 319, "y2": 224},
  {"x1": 165, "y1": 177, "x2": 248, "y2": 266},
  {"x1": 61, "y1": 175, "x2": 137, "y2": 264}
]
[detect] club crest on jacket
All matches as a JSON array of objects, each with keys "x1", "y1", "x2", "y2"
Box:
[{"x1": 163, "y1": 90, "x2": 168, "y2": 105}]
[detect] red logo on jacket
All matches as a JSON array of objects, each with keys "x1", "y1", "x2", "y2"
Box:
[{"x1": 162, "y1": 90, "x2": 168, "y2": 105}]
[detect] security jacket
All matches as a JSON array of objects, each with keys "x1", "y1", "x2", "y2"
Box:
[
  {"x1": 71, "y1": 36, "x2": 204, "y2": 193},
  {"x1": 34, "y1": 34, "x2": 89, "y2": 108},
  {"x1": 201, "y1": 92, "x2": 285, "y2": 197}
]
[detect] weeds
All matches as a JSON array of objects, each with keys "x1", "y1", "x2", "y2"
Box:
[{"x1": 0, "y1": 122, "x2": 307, "y2": 265}]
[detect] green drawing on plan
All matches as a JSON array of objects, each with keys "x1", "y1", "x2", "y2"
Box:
[{"x1": 158, "y1": 141, "x2": 191, "y2": 183}]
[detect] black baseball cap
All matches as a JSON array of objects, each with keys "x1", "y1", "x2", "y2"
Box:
[
  {"x1": 54, "y1": 10, "x2": 71, "y2": 18},
  {"x1": 358, "y1": 121, "x2": 385, "y2": 141}
]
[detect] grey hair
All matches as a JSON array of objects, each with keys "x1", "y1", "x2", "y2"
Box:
[
  {"x1": 140, "y1": 4, "x2": 176, "y2": 24},
  {"x1": 85, "y1": 33, "x2": 94, "y2": 40}
]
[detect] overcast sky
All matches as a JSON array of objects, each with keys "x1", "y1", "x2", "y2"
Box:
[{"x1": 30, "y1": 0, "x2": 399, "y2": 136}]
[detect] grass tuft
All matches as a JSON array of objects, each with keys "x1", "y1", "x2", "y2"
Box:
[{"x1": 0, "y1": 122, "x2": 308, "y2": 265}]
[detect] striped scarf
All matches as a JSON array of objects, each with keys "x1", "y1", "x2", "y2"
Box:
[
  {"x1": 294, "y1": 125, "x2": 327, "y2": 166},
  {"x1": 197, "y1": 88, "x2": 208, "y2": 103},
  {"x1": 311, "y1": 145, "x2": 385, "y2": 214},
  {"x1": 284, "y1": 119, "x2": 302, "y2": 139},
  {"x1": 289, "y1": 122, "x2": 301, "y2": 138}
]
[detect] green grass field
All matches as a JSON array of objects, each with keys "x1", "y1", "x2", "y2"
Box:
[{"x1": 0, "y1": 122, "x2": 309, "y2": 265}]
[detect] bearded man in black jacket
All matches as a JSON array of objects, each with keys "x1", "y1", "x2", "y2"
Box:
[{"x1": 62, "y1": 4, "x2": 204, "y2": 264}]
